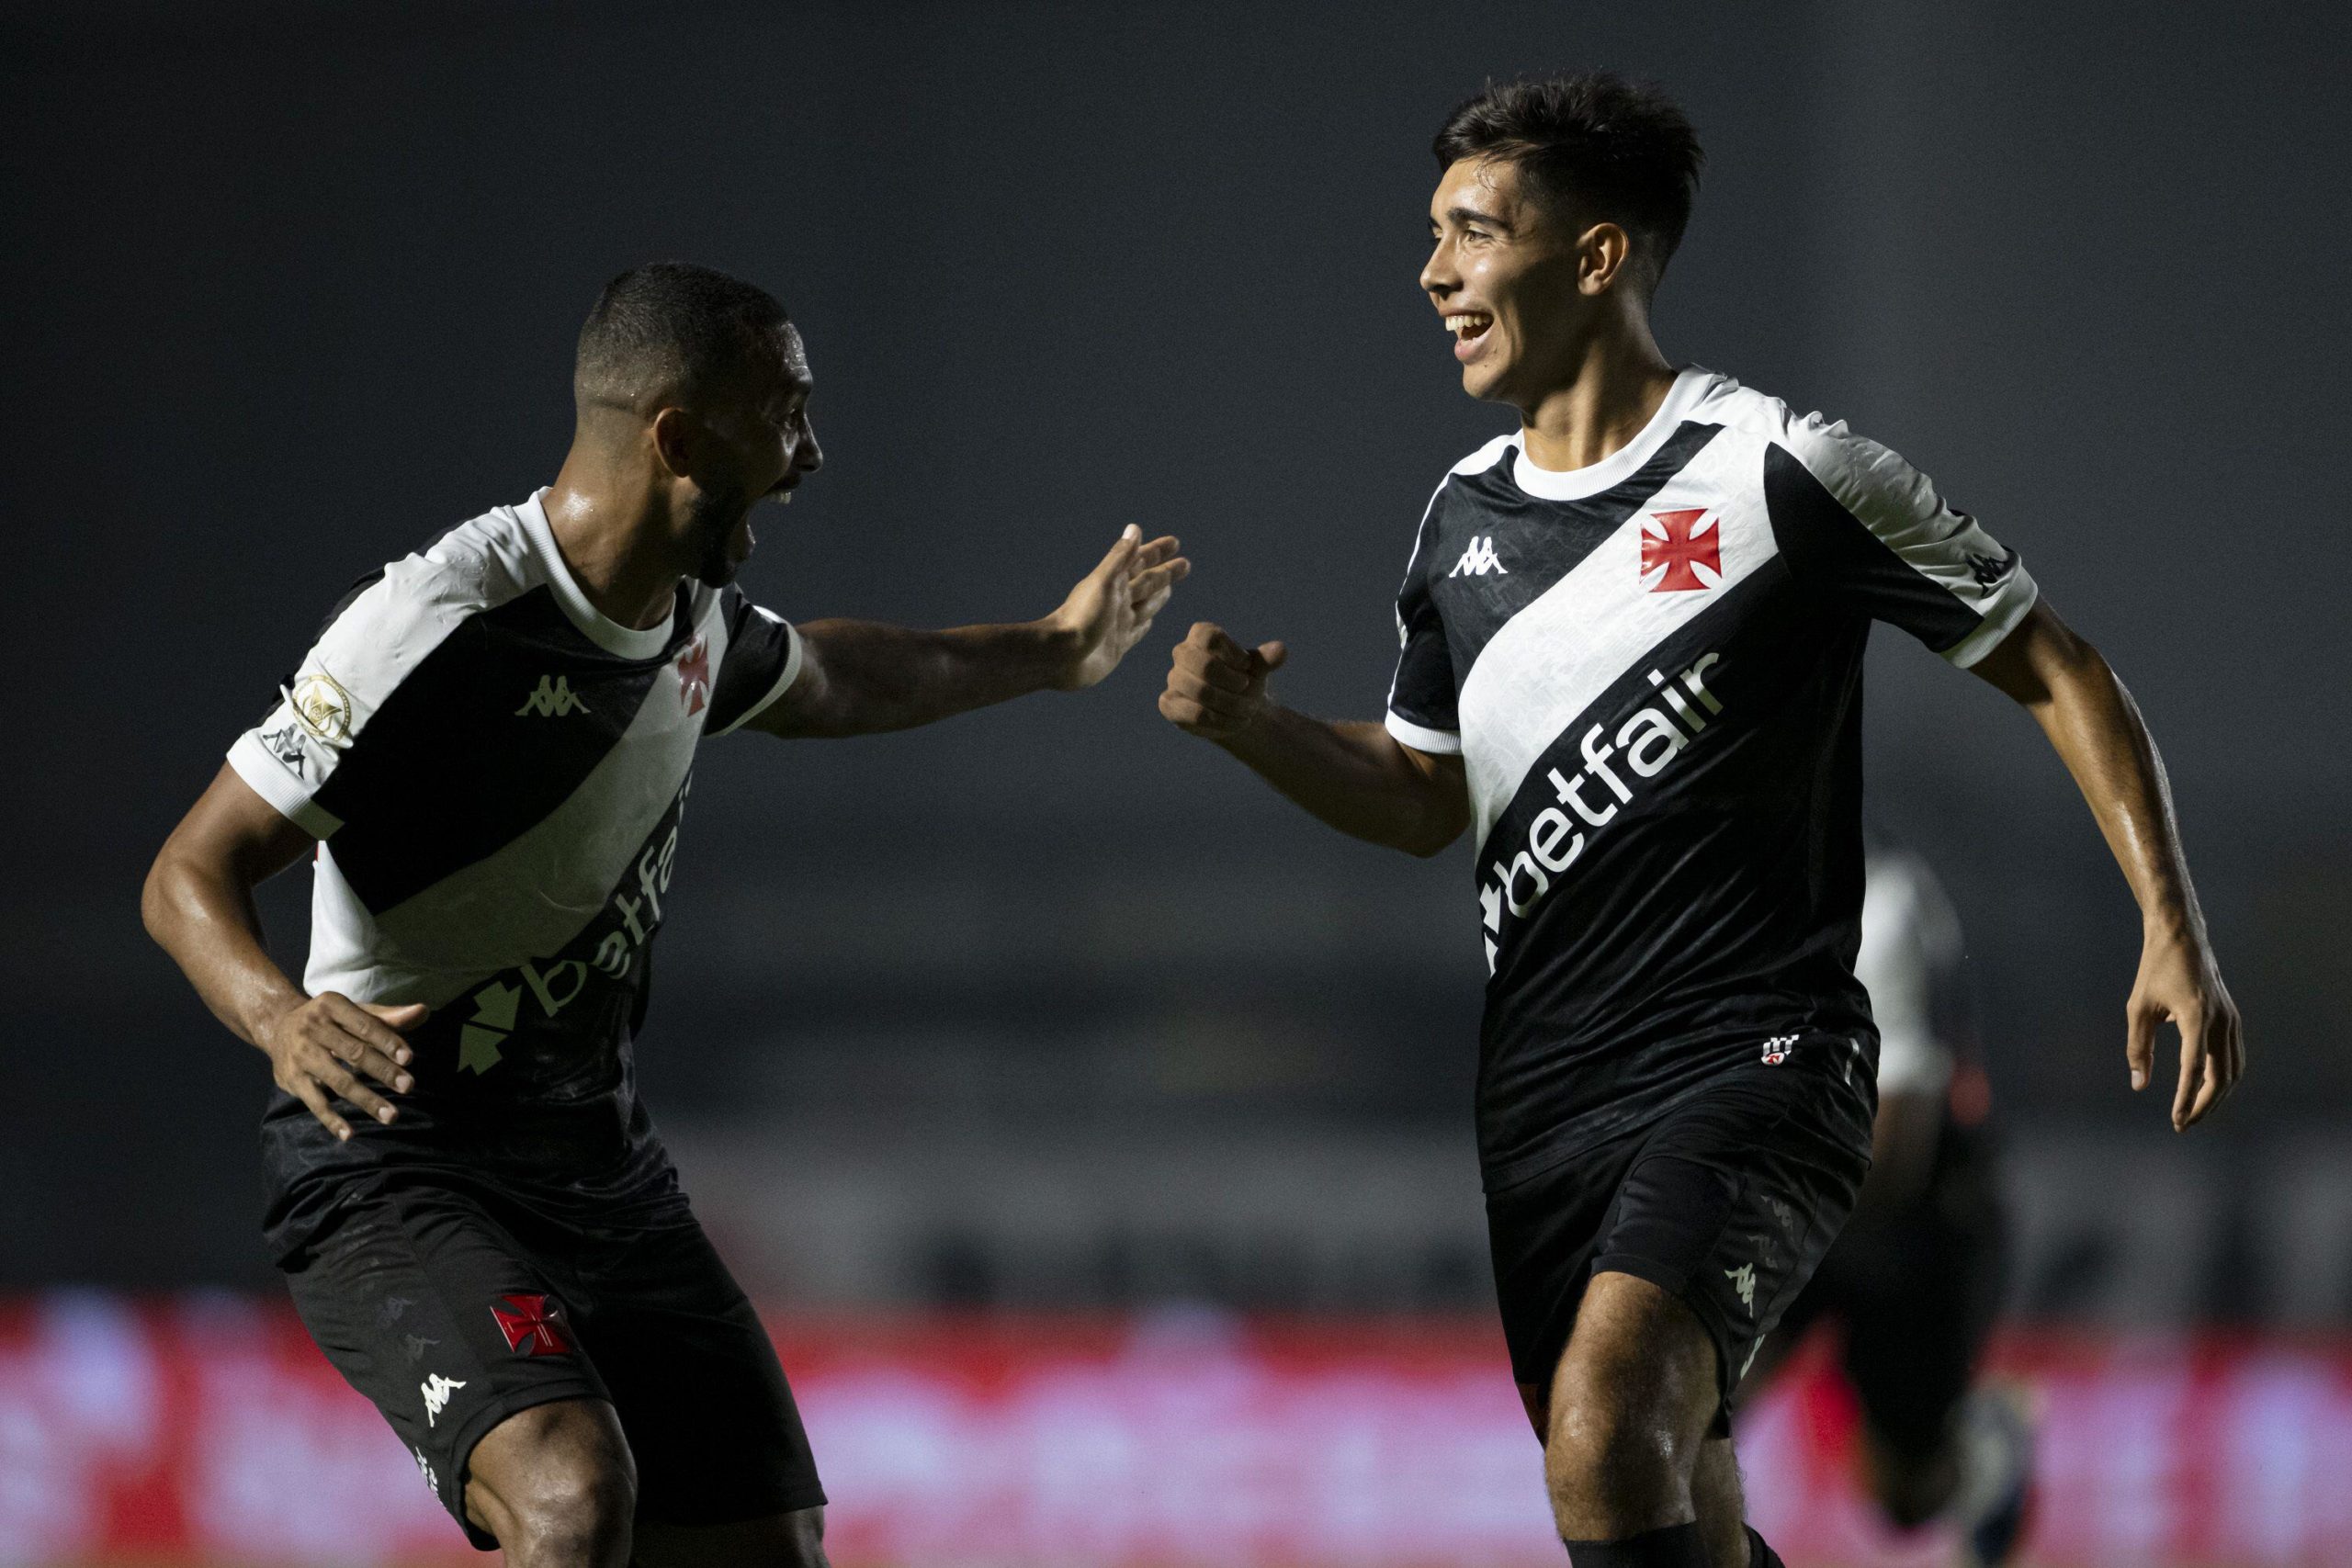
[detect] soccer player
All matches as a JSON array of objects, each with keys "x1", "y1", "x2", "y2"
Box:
[
  {"x1": 1157, "y1": 73, "x2": 2241, "y2": 1568},
  {"x1": 142, "y1": 261, "x2": 1187, "y2": 1568},
  {"x1": 1745, "y1": 840, "x2": 2033, "y2": 1566}
]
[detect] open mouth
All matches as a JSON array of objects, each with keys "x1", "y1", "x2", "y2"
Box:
[{"x1": 1444, "y1": 311, "x2": 1495, "y2": 362}]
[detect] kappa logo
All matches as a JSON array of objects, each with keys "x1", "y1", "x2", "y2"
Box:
[
  {"x1": 401, "y1": 1333, "x2": 439, "y2": 1364},
  {"x1": 1760, "y1": 1034, "x2": 1798, "y2": 1066},
  {"x1": 414, "y1": 1447, "x2": 439, "y2": 1496},
  {"x1": 1725, "y1": 1262, "x2": 1758, "y2": 1314},
  {"x1": 1448, "y1": 536, "x2": 1510, "y2": 578},
  {"x1": 515, "y1": 675, "x2": 591, "y2": 717},
  {"x1": 420, "y1": 1372, "x2": 468, "y2": 1427},
  {"x1": 1640, "y1": 508, "x2": 1722, "y2": 592},
  {"x1": 676, "y1": 634, "x2": 711, "y2": 716},
  {"x1": 1964, "y1": 545, "x2": 2019, "y2": 589},
  {"x1": 261, "y1": 724, "x2": 309, "y2": 776},
  {"x1": 492, "y1": 1293, "x2": 574, "y2": 1358}
]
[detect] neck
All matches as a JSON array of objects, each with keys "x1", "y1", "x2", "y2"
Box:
[
  {"x1": 1515, "y1": 317, "x2": 1679, "y2": 472},
  {"x1": 540, "y1": 441, "x2": 684, "y2": 631}
]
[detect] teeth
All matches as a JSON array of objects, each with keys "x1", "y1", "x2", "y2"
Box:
[{"x1": 1443, "y1": 313, "x2": 1494, "y2": 335}]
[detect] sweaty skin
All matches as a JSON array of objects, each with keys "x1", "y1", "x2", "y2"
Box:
[
  {"x1": 143, "y1": 316, "x2": 1187, "y2": 1568},
  {"x1": 1160, "y1": 148, "x2": 2241, "y2": 1559}
]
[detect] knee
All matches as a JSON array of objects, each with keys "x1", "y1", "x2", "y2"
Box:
[
  {"x1": 1544, "y1": 1380, "x2": 1690, "y2": 1507},
  {"x1": 503, "y1": 1458, "x2": 636, "y2": 1568},
  {"x1": 469, "y1": 1404, "x2": 638, "y2": 1568}
]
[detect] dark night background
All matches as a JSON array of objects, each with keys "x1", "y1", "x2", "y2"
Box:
[{"x1": 5, "y1": 1, "x2": 2346, "y2": 1321}]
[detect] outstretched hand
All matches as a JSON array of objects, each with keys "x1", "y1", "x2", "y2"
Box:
[
  {"x1": 1047, "y1": 525, "x2": 1189, "y2": 689},
  {"x1": 1159, "y1": 621, "x2": 1288, "y2": 742}
]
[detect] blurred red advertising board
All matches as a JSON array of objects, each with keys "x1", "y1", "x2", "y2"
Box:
[{"x1": 3, "y1": 1294, "x2": 2349, "y2": 1565}]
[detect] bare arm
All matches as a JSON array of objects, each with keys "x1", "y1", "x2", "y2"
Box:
[
  {"x1": 1158, "y1": 622, "x2": 1470, "y2": 857},
  {"x1": 142, "y1": 764, "x2": 424, "y2": 1140},
  {"x1": 1971, "y1": 598, "x2": 2244, "y2": 1128},
  {"x1": 753, "y1": 527, "x2": 1186, "y2": 739}
]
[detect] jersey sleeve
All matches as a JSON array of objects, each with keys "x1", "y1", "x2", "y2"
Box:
[
  {"x1": 1764, "y1": 416, "x2": 2038, "y2": 667},
  {"x1": 1385, "y1": 488, "x2": 1461, "y2": 754},
  {"x1": 704, "y1": 588, "x2": 805, "y2": 737},
  {"x1": 225, "y1": 558, "x2": 476, "y2": 839}
]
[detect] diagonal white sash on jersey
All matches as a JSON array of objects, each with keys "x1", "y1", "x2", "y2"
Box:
[{"x1": 1457, "y1": 431, "x2": 1778, "y2": 851}]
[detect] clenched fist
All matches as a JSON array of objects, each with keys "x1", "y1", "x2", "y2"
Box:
[{"x1": 1159, "y1": 622, "x2": 1288, "y2": 742}]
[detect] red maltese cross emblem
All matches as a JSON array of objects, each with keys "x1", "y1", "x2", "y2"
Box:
[
  {"x1": 675, "y1": 634, "x2": 711, "y2": 716},
  {"x1": 1640, "y1": 508, "x2": 1723, "y2": 592},
  {"x1": 491, "y1": 1294, "x2": 573, "y2": 1357}
]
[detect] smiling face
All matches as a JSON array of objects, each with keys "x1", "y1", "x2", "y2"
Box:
[
  {"x1": 1420, "y1": 157, "x2": 1602, "y2": 411},
  {"x1": 666, "y1": 324, "x2": 825, "y2": 588}
]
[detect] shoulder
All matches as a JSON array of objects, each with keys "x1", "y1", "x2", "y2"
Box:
[{"x1": 1699, "y1": 377, "x2": 1938, "y2": 520}]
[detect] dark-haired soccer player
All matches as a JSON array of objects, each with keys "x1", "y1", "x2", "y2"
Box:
[
  {"x1": 1159, "y1": 73, "x2": 2240, "y2": 1568},
  {"x1": 144, "y1": 261, "x2": 1187, "y2": 1568}
]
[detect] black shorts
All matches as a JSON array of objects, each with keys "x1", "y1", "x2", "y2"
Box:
[
  {"x1": 282, "y1": 1173, "x2": 825, "y2": 1549},
  {"x1": 1485, "y1": 1053, "x2": 1873, "y2": 1431},
  {"x1": 1770, "y1": 1110, "x2": 2007, "y2": 1457}
]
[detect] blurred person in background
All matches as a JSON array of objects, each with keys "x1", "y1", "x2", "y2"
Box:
[
  {"x1": 1159, "y1": 70, "x2": 2242, "y2": 1568},
  {"x1": 141, "y1": 261, "x2": 1185, "y2": 1568},
  {"x1": 1740, "y1": 839, "x2": 2033, "y2": 1568}
]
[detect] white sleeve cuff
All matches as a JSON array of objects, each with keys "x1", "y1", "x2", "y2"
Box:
[
  {"x1": 1385, "y1": 711, "x2": 1463, "y2": 755},
  {"x1": 1940, "y1": 570, "x2": 2040, "y2": 669},
  {"x1": 710, "y1": 619, "x2": 806, "y2": 737},
  {"x1": 226, "y1": 733, "x2": 343, "y2": 839}
]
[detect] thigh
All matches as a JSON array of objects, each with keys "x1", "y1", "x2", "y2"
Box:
[
  {"x1": 571, "y1": 1203, "x2": 827, "y2": 1528},
  {"x1": 1487, "y1": 1136, "x2": 1638, "y2": 1429},
  {"x1": 1591, "y1": 1063, "x2": 1872, "y2": 1429},
  {"x1": 635, "y1": 1506, "x2": 830, "y2": 1568},
  {"x1": 281, "y1": 1182, "x2": 611, "y2": 1549}
]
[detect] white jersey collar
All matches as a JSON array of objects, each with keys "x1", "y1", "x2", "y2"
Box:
[
  {"x1": 519, "y1": 490, "x2": 677, "y2": 660},
  {"x1": 1510, "y1": 366, "x2": 1719, "y2": 502}
]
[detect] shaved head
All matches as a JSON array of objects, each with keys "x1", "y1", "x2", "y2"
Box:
[{"x1": 573, "y1": 261, "x2": 792, "y2": 418}]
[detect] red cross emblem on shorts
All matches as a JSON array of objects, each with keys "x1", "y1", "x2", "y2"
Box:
[
  {"x1": 1640, "y1": 508, "x2": 1723, "y2": 592},
  {"x1": 492, "y1": 1294, "x2": 573, "y2": 1357},
  {"x1": 676, "y1": 634, "x2": 711, "y2": 716}
]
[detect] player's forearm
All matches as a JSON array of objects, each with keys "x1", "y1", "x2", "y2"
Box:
[
  {"x1": 2027, "y1": 634, "x2": 2205, "y2": 939},
  {"x1": 1219, "y1": 707, "x2": 1467, "y2": 856},
  {"x1": 782, "y1": 617, "x2": 1080, "y2": 736},
  {"x1": 141, "y1": 851, "x2": 307, "y2": 1052}
]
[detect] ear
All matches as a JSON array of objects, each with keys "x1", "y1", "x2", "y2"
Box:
[
  {"x1": 1575, "y1": 220, "x2": 1637, "y2": 297},
  {"x1": 648, "y1": 406, "x2": 695, "y2": 480}
]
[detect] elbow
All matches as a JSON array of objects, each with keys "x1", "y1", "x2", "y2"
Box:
[{"x1": 140, "y1": 852, "x2": 174, "y2": 947}]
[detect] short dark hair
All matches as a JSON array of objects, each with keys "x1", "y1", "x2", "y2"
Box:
[
  {"x1": 1432, "y1": 73, "x2": 1704, "y2": 292},
  {"x1": 574, "y1": 261, "x2": 791, "y2": 414}
]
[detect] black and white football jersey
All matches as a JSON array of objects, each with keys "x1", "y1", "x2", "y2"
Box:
[
  {"x1": 227, "y1": 491, "x2": 800, "y2": 1252},
  {"x1": 1386, "y1": 368, "x2": 2036, "y2": 1185}
]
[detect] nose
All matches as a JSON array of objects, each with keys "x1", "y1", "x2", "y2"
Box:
[
  {"x1": 1420, "y1": 238, "x2": 1457, "y2": 302},
  {"x1": 798, "y1": 419, "x2": 824, "y2": 475}
]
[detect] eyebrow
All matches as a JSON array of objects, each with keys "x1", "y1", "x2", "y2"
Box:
[{"x1": 1435, "y1": 203, "x2": 1513, "y2": 234}]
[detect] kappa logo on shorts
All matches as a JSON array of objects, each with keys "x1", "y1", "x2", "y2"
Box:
[
  {"x1": 421, "y1": 1372, "x2": 468, "y2": 1427},
  {"x1": 1760, "y1": 1034, "x2": 1798, "y2": 1066},
  {"x1": 492, "y1": 1293, "x2": 574, "y2": 1357},
  {"x1": 414, "y1": 1446, "x2": 439, "y2": 1495},
  {"x1": 1725, "y1": 1262, "x2": 1758, "y2": 1314}
]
